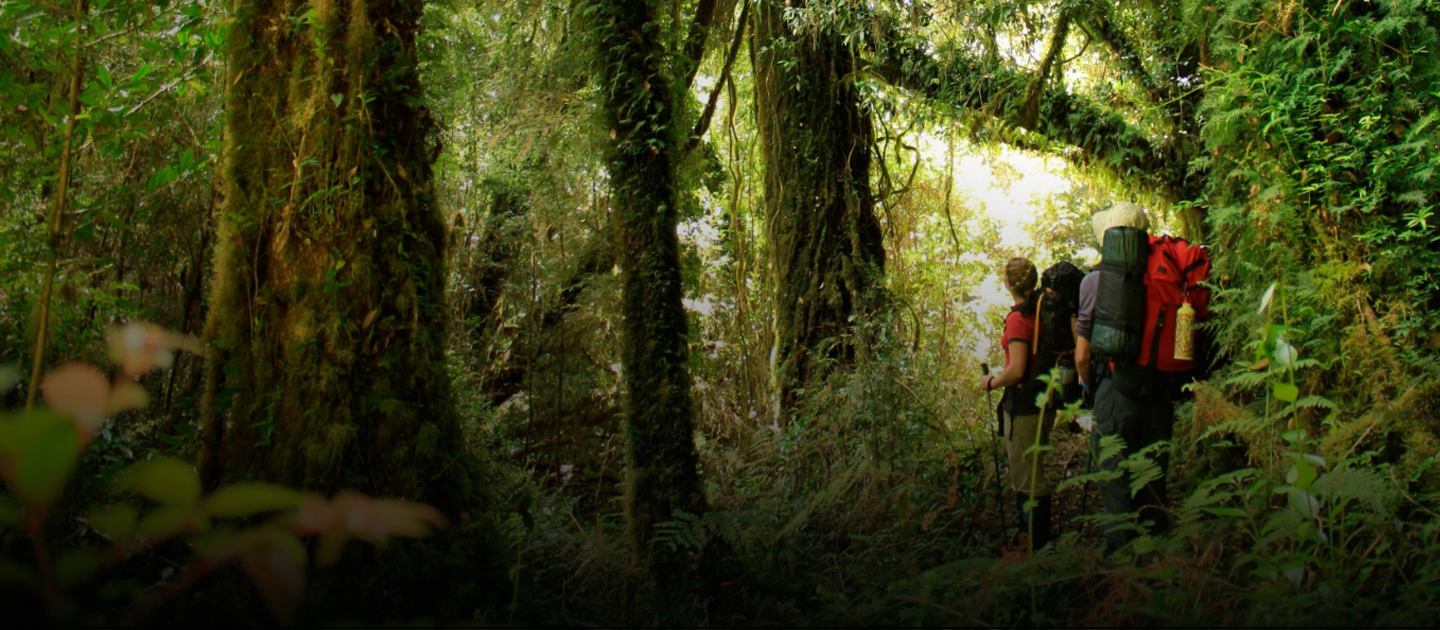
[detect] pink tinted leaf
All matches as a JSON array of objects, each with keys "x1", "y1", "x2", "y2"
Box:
[
  {"x1": 306, "y1": 491, "x2": 446, "y2": 565},
  {"x1": 336, "y1": 490, "x2": 445, "y2": 542},
  {"x1": 41, "y1": 363, "x2": 110, "y2": 427},
  {"x1": 291, "y1": 492, "x2": 335, "y2": 536},
  {"x1": 239, "y1": 534, "x2": 308, "y2": 624},
  {"x1": 108, "y1": 322, "x2": 205, "y2": 378},
  {"x1": 364, "y1": 498, "x2": 447, "y2": 539}
]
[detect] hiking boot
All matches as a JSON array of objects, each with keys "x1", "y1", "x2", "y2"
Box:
[{"x1": 1015, "y1": 493, "x2": 1054, "y2": 552}]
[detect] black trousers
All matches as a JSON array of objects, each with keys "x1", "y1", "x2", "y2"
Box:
[{"x1": 1090, "y1": 363, "x2": 1184, "y2": 549}]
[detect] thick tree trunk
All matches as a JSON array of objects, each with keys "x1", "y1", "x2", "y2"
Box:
[
  {"x1": 199, "y1": 0, "x2": 469, "y2": 512},
  {"x1": 752, "y1": 0, "x2": 886, "y2": 414},
  {"x1": 592, "y1": 0, "x2": 710, "y2": 612}
]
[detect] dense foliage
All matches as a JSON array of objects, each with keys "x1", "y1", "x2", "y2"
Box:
[{"x1": 2, "y1": 0, "x2": 1439, "y2": 626}]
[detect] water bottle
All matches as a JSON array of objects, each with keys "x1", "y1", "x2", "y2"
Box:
[{"x1": 1174, "y1": 301, "x2": 1195, "y2": 361}]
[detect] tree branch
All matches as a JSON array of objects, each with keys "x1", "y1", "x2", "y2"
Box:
[
  {"x1": 1019, "y1": 9, "x2": 1072, "y2": 129},
  {"x1": 864, "y1": 40, "x2": 1188, "y2": 201},
  {"x1": 687, "y1": 0, "x2": 749, "y2": 153},
  {"x1": 1074, "y1": 2, "x2": 1178, "y2": 123},
  {"x1": 680, "y1": 0, "x2": 726, "y2": 90}
]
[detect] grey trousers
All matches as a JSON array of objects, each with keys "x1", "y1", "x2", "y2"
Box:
[{"x1": 1090, "y1": 363, "x2": 1179, "y2": 550}]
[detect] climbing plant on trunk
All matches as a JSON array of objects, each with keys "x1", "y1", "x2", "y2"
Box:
[
  {"x1": 199, "y1": 0, "x2": 471, "y2": 512},
  {"x1": 590, "y1": 0, "x2": 710, "y2": 613},
  {"x1": 752, "y1": 0, "x2": 887, "y2": 415}
]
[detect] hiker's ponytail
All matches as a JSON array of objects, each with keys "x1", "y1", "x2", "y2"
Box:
[{"x1": 1004, "y1": 257, "x2": 1039, "y2": 315}]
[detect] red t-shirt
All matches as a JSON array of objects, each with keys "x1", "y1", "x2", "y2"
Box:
[{"x1": 1002, "y1": 308, "x2": 1035, "y2": 376}]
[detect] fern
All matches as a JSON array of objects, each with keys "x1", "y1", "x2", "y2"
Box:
[{"x1": 1313, "y1": 467, "x2": 1392, "y2": 515}]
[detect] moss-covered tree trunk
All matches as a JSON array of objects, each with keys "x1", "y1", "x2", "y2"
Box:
[
  {"x1": 592, "y1": 0, "x2": 709, "y2": 611},
  {"x1": 752, "y1": 0, "x2": 886, "y2": 414},
  {"x1": 199, "y1": 0, "x2": 468, "y2": 511}
]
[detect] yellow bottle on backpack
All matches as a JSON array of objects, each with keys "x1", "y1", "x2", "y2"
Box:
[{"x1": 1174, "y1": 301, "x2": 1196, "y2": 361}]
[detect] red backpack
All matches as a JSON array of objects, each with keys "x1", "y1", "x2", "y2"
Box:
[{"x1": 1137, "y1": 235, "x2": 1212, "y2": 372}]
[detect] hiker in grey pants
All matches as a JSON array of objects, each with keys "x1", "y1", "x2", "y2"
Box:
[{"x1": 1073, "y1": 203, "x2": 1177, "y2": 551}]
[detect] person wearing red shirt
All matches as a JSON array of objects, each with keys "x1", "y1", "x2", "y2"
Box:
[{"x1": 979, "y1": 257, "x2": 1055, "y2": 551}]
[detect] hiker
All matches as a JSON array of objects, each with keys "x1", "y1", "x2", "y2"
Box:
[
  {"x1": 980, "y1": 256, "x2": 1056, "y2": 551},
  {"x1": 1074, "y1": 202, "x2": 1211, "y2": 552}
]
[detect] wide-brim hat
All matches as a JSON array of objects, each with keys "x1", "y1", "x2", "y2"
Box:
[{"x1": 1090, "y1": 202, "x2": 1150, "y2": 244}]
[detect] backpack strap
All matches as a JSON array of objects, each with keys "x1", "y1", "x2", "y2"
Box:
[{"x1": 1031, "y1": 291, "x2": 1045, "y2": 350}]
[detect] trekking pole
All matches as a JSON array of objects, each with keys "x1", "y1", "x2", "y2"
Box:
[{"x1": 982, "y1": 363, "x2": 1006, "y2": 532}]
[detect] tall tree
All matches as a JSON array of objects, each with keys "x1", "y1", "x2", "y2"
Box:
[
  {"x1": 591, "y1": 0, "x2": 711, "y2": 613},
  {"x1": 199, "y1": 0, "x2": 471, "y2": 511},
  {"x1": 752, "y1": 0, "x2": 887, "y2": 414}
]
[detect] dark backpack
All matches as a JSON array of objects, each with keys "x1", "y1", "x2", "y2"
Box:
[
  {"x1": 1091, "y1": 226, "x2": 1149, "y2": 360},
  {"x1": 1092, "y1": 226, "x2": 1212, "y2": 371},
  {"x1": 1033, "y1": 261, "x2": 1085, "y2": 407}
]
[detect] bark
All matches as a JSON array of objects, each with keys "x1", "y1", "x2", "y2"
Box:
[
  {"x1": 591, "y1": 0, "x2": 710, "y2": 612},
  {"x1": 199, "y1": 0, "x2": 472, "y2": 513},
  {"x1": 752, "y1": 0, "x2": 887, "y2": 414}
]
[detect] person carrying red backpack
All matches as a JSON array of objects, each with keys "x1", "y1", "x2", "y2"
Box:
[{"x1": 1074, "y1": 202, "x2": 1212, "y2": 553}]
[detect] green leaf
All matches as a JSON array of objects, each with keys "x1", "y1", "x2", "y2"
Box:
[
  {"x1": 88, "y1": 503, "x2": 140, "y2": 541},
  {"x1": 330, "y1": 92, "x2": 343, "y2": 107},
  {"x1": 123, "y1": 457, "x2": 201, "y2": 506},
  {"x1": 1287, "y1": 456, "x2": 1319, "y2": 489},
  {"x1": 0, "y1": 560, "x2": 38, "y2": 588},
  {"x1": 1201, "y1": 506, "x2": 1248, "y2": 518},
  {"x1": 0, "y1": 410, "x2": 80, "y2": 506},
  {"x1": 204, "y1": 483, "x2": 305, "y2": 518},
  {"x1": 53, "y1": 549, "x2": 103, "y2": 587},
  {"x1": 0, "y1": 495, "x2": 19, "y2": 528},
  {"x1": 0, "y1": 363, "x2": 18, "y2": 392},
  {"x1": 1272, "y1": 382, "x2": 1299, "y2": 403},
  {"x1": 136, "y1": 506, "x2": 195, "y2": 542}
]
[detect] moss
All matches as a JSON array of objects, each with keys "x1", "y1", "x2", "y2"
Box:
[
  {"x1": 414, "y1": 422, "x2": 439, "y2": 457},
  {"x1": 304, "y1": 422, "x2": 356, "y2": 474},
  {"x1": 751, "y1": 1, "x2": 887, "y2": 414},
  {"x1": 1320, "y1": 377, "x2": 1440, "y2": 494},
  {"x1": 201, "y1": 0, "x2": 488, "y2": 505}
]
